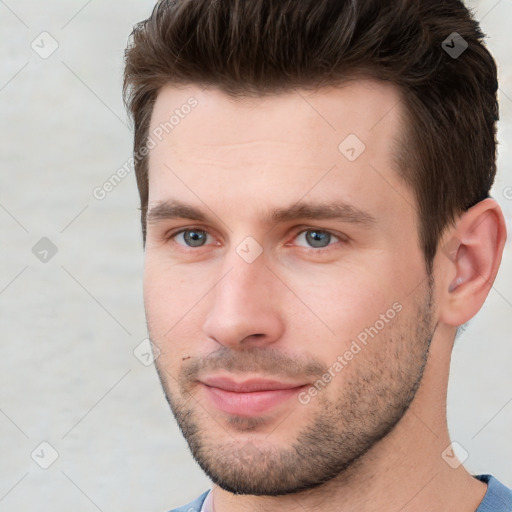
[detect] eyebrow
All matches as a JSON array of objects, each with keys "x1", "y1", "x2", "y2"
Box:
[{"x1": 146, "y1": 199, "x2": 377, "y2": 228}]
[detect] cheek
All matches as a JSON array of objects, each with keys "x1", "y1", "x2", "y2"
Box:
[
  {"x1": 280, "y1": 253, "x2": 418, "y2": 373},
  {"x1": 282, "y1": 259, "x2": 397, "y2": 340},
  {"x1": 143, "y1": 257, "x2": 196, "y2": 337},
  {"x1": 143, "y1": 255, "x2": 218, "y2": 367}
]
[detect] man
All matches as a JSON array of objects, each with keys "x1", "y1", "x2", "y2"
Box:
[{"x1": 123, "y1": 0, "x2": 512, "y2": 510}]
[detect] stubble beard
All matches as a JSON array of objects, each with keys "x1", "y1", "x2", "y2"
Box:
[{"x1": 153, "y1": 277, "x2": 435, "y2": 496}]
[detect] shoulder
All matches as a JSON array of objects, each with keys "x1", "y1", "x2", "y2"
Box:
[
  {"x1": 167, "y1": 490, "x2": 210, "y2": 512},
  {"x1": 474, "y1": 474, "x2": 512, "y2": 512}
]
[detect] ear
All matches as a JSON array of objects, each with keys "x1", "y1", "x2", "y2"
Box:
[{"x1": 437, "y1": 198, "x2": 507, "y2": 327}]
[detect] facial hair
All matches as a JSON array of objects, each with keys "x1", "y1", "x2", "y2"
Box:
[{"x1": 153, "y1": 276, "x2": 435, "y2": 496}]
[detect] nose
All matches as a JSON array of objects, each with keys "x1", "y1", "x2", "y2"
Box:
[{"x1": 202, "y1": 249, "x2": 285, "y2": 350}]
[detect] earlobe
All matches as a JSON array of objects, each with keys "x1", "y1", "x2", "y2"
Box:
[{"x1": 438, "y1": 198, "x2": 507, "y2": 327}]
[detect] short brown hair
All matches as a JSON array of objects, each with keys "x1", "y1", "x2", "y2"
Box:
[{"x1": 123, "y1": 0, "x2": 499, "y2": 273}]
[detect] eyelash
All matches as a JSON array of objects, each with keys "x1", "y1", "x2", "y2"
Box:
[{"x1": 165, "y1": 226, "x2": 346, "y2": 254}]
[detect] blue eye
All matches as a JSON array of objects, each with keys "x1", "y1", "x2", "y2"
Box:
[
  {"x1": 174, "y1": 229, "x2": 211, "y2": 247},
  {"x1": 295, "y1": 229, "x2": 339, "y2": 249},
  {"x1": 168, "y1": 227, "x2": 343, "y2": 252}
]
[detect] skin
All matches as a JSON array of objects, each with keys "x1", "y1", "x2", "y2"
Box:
[{"x1": 143, "y1": 79, "x2": 507, "y2": 511}]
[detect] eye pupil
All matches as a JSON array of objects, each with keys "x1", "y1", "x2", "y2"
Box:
[
  {"x1": 305, "y1": 230, "x2": 330, "y2": 248},
  {"x1": 184, "y1": 230, "x2": 207, "y2": 247}
]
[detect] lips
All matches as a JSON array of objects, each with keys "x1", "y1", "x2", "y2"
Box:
[
  {"x1": 199, "y1": 376, "x2": 309, "y2": 416},
  {"x1": 201, "y1": 376, "x2": 306, "y2": 392}
]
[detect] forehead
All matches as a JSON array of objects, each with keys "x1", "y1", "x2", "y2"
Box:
[
  {"x1": 149, "y1": 78, "x2": 404, "y2": 152},
  {"x1": 146, "y1": 79, "x2": 411, "y2": 222}
]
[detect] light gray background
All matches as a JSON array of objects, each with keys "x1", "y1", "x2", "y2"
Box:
[{"x1": 0, "y1": 1, "x2": 511, "y2": 510}]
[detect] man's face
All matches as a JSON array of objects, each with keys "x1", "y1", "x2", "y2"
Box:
[{"x1": 144, "y1": 80, "x2": 436, "y2": 495}]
